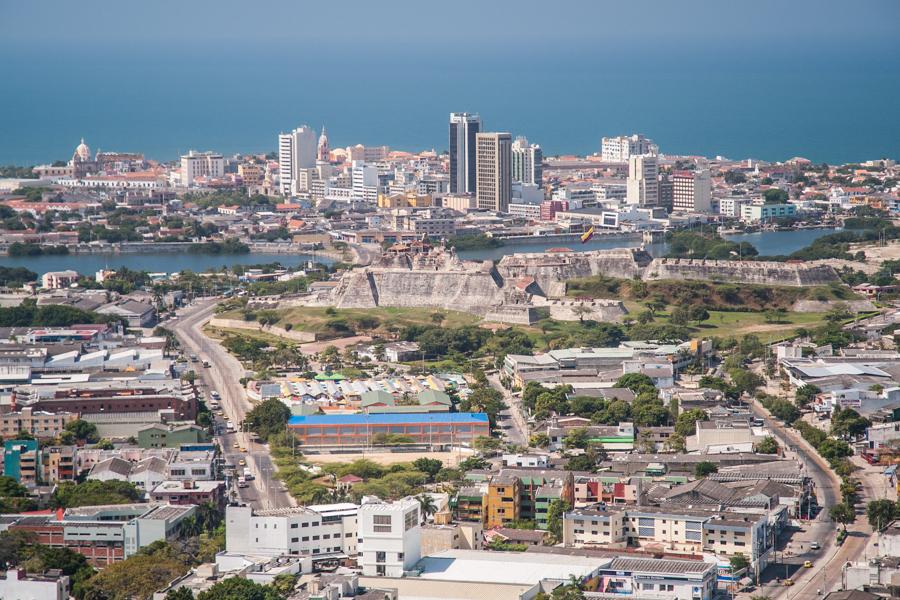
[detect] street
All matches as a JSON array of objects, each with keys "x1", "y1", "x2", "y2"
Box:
[
  {"x1": 487, "y1": 372, "x2": 529, "y2": 447},
  {"x1": 169, "y1": 298, "x2": 295, "y2": 510}
]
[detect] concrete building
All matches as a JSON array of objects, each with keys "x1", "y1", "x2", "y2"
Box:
[
  {"x1": 40, "y1": 270, "x2": 79, "y2": 289},
  {"x1": 137, "y1": 423, "x2": 210, "y2": 448},
  {"x1": 0, "y1": 569, "x2": 69, "y2": 600},
  {"x1": 358, "y1": 497, "x2": 421, "y2": 577},
  {"x1": 626, "y1": 155, "x2": 659, "y2": 206},
  {"x1": 180, "y1": 151, "x2": 224, "y2": 187},
  {"x1": 150, "y1": 480, "x2": 226, "y2": 508},
  {"x1": 601, "y1": 134, "x2": 658, "y2": 162},
  {"x1": 287, "y1": 412, "x2": 490, "y2": 448},
  {"x1": 0, "y1": 407, "x2": 77, "y2": 439},
  {"x1": 440, "y1": 193, "x2": 476, "y2": 213},
  {"x1": 511, "y1": 136, "x2": 542, "y2": 186},
  {"x1": 475, "y1": 132, "x2": 511, "y2": 213},
  {"x1": 741, "y1": 202, "x2": 796, "y2": 223},
  {"x1": 42, "y1": 446, "x2": 77, "y2": 484},
  {"x1": 449, "y1": 112, "x2": 481, "y2": 194},
  {"x1": 671, "y1": 170, "x2": 712, "y2": 213},
  {"x1": 351, "y1": 161, "x2": 380, "y2": 203},
  {"x1": 3, "y1": 439, "x2": 40, "y2": 483},
  {"x1": 278, "y1": 125, "x2": 317, "y2": 195},
  {"x1": 225, "y1": 503, "x2": 358, "y2": 559}
]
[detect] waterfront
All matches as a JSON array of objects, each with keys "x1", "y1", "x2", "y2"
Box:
[
  {"x1": 0, "y1": 252, "x2": 333, "y2": 276},
  {"x1": 2, "y1": 229, "x2": 837, "y2": 276}
]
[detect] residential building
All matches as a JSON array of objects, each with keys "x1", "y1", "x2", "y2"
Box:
[
  {"x1": 440, "y1": 192, "x2": 476, "y2": 213},
  {"x1": 460, "y1": 468, "x2": 575, "y2": 529},
  {"x1": 41, "y1": 271, "x2": 79, "y2": 289},
  {"x1": 601, "y1": 134, "x2": 657, "y2": 162},
  {"x1": 88, "y1": 456, "x2": 168, "y2": 491},
  {"x1": 449, "y1": 112, "x2": 481, "y2": 194},
  {"x1": 475, "y1": 132, "x2": 511, "y2": 213},
  {"x1": 166, "y1": 449, "x2": 216, "y2": 481},
  {"x1": 0, "y1": 407, "x2": 77, "y2": 439},
  {"x1": 626, "y1": 154, "x2": 659, "y2": 206},
  {"x1": 358, "y1": 497, "x2": 421, "y2": 577},
  {"x1": 278, "y1": 125, "x2": 317, "y2": 195},
  {"x1": 180, "y1": 151, "x2": 224, "y2": 187},
  {"x1": 0, "y1": 569, "x2": 69, "y2": 600},
  {"x1": 287, "y1": 412, "x2": 490, "y2": 448},
  {"x1": 546, "y1": 422, "x2": 635, "y2": 452},
  {"x1": 594, "y1": 556, "x2": 717, "y2": 600},
  {"x1": 672, "y1": 170, "x2": 712, "y2": 213},
  {"x1": 740, "y1": 202, "x2": 796, "y2": 223},
  {"x1": 42, "y1": 446, "x2": 77, "y2": 483},
  {"x1": 351, "y1": 161, "x2": 379, "y2": 203},
  {"x1": 22, "y1": 381, "x2": 198, "y2": 421},
  {"x1": 96, "y1": 299, "x2": 157, "y2": 327},
  {"x1": 151, "y1": 480, "x2": 226, "y2": 508},
  {"x1": 511, "y1": 136, "x2": 542, "y2": 185},
  {"x1": 3, "y1": 439, "x2": 40, "y2": 484},
  {"x1": 224, "y1": 503, "x2": 358, "y2": 558}
]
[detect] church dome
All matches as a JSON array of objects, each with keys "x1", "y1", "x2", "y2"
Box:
[{"x1": 74, "y1": 138, "x2": 92, "y2": 161}]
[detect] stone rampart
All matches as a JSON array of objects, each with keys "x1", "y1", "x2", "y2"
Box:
[{"x1": 644, "y1": 258, "x2": 841, "y2": 287}]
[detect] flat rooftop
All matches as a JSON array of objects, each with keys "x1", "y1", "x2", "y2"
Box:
[
  {"x1": 288, "y1": 412, "x2": 488, "y2": 426},
  {"x1": 414, "y1": 549, "x2": 607, "y2": 585}
]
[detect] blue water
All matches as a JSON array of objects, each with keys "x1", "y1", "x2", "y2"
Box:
[
  {"x1": 721, "y1": 228, "x2": 838, "y2": 257},
  {"x1": 0, "y1": 39, "x2": 897, "y2": 165},
  {"x1": 0, "y1": 252, "x2": 332, "y2": 277}
]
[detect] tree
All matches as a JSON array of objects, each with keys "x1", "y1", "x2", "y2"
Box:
[
  {"x1": 565, "y1": 452, "x2": 600, "y2": 473},
  {"x1": 416, "y1": 494, "x2": 437, "y2": 523},
  {"x1": 829, "y1": 503, "x2": 856, "y2": 530},
  {"x1": 195, "y1": 576, "x2": 283, "y2": 600},
  {"x1": 79, "y1": 552, "x2": 189, "y2": 600},
  {"x1": 689, "y1": 306, "x2": 710, "y2": 326},
  {"x1": 530, "y1": 433, "x2": 550, "y2": 448},
  {"x1": 669, "y1": 306, "x2": 691, "y2": 326},
  {"x1": 729, "y1": 370, "x2": 764, "y2": 397},
  {"x1": 866, "y1": 499, "x2": 897, "y2": 532},
  {"x1": 244, "y1": 398, "x2": 291, "y2": 442},
  {"x1": 412, "y1": 458, "x2": 443, "y2": 482},
  {"x1": 472, "y1": 436, "x2": 502, "y2": 454},
  {"x1": 546, "y1": 499, "x2": 572, "y2": 544},
  {"x1": 53, "y1": 480, "x2": 143, "y2": 508},
  {"x1": 755, "y1": 436, "x2": 780, "y2": 454},
  {"x1": 615, "y1": 373, "x2": 654, "y2": 393},
  {"x1": 664, "y1": 433, "x2": 686, "y2": 453},
  {"x1": 165, "y1": 589, "x2": 195, "y2": 600},
  {"x1": 675, "y1": 409, "x2": 708, "y2": 437},
  {"x1": 694, "y1": 461, "x2": 718, "y2": 478},
  {"x1": 0, "y1": 476, "x2": 28, "y2": 498},
  {"x1": 831, "y1": 408, "x2": 870, "y2": 440},
  {"x1": 64, "y1": 419, "x2": 99, "y2": 443},
  {"x1": 458, "y1": 456, "x2": 488, "y2": 471},
  {"x1": 729, "y1": 553, "x2": 750, "y2": 572},
  {"x1": 563, "y1": 428, "x2": 591, "y2": 450},
  {"x1": 795, "y1": 384, "x2": 821, "y2": 408},
  {"x1": 0, "y1": 530, "x2": 36, "y2": 568}
]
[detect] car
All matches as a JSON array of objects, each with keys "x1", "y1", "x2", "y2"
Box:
[
  {"x1": 233, "y1": 442, "x2": 240, "y2": 448},
  {"x1": 238, "y1": 459, "x2": 246, "y2": 466},
  {"x1": 783, "y1": 579, "x2": 794, "y2": 587},
  {"x1": 810, "y1": 541, "x2": 820, "y2": 550},
  {"x1": 239, "y1": 446, "x2": 247, "y2": 453},
  {"x1": 804, "y1": 561, "x2": 813, "y2": 568}
]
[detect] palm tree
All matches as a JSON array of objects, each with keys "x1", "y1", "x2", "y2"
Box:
[{"x1": 416, "y1": 494, "x2": 438, "y2": 524}]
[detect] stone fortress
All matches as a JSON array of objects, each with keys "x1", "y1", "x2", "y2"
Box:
[{"x1": 286, "y1": 245, "x2": 843, "y2": 324}]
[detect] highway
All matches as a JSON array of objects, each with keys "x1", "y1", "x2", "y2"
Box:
[{"x1": 169, "y1": 298, "x2": 295, "y2": 510}]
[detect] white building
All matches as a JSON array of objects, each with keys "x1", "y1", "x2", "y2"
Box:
[
  {"x1": 278, "y1": 125, "x2": 317, "y2": 195},
  {"x1": 351, "y1": 161, "x2": 380, "y2": 203},
  {"x1": 672, "y1": 170, "x2": 712, "y2": 213},
  {"x1": 0, "y1": 569, "x2": 68, "y2": 600},
  {"x1": 180, "y1": 151, "x2": 224, "y2": 187},
  {"x1": 225, "y1": 503, "x2": 358, "y2": 559},
  {"x1": 601, "y1": 134, "x2": 658, "y2": 162},
  {"x1": 41, "y1": 270, "x2": 79, "y2": 289},
  {"x1": 358, "y1": 497, "x2": 421, "y2": 577},
  {"x1": 511, "y1": 136, "x2": 542, "y2": 186},
  {"x1": 717, "y1": 196, "x2": 750, "y2": 218},
  {"x1": 740, "y1": 202, "x2": 797, "y2": 223},
  {"x1": 626, "y1": 154, "x2": 659, "y2": 206}
]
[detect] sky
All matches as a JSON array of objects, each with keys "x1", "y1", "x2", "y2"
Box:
[{"x1": 1, "y1": 0, "x2": 898, "y2": 164}]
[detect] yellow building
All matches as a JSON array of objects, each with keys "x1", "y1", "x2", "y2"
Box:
[
  {"x1": 485, "y1": 475, "x2": 521, "y2": 528},
  {"x1": 238, "y1": 163, "x2": 264, "y2": 186}
]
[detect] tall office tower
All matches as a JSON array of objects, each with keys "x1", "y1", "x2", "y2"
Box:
[
  {"x1": 277, "y1": 125, "x2": 317, "y2": 195},
  {"x1": 475, "y1": 132, "x2": 512, "y2": 213},
  {"x1": 657, "y1": 172, "x2": 674, "y2": 213},
  {"x1": 672, "y1": 169, "x2": 712, "y2": 213},
  {"x1": 601, "y1": 134, "x2": 658, "y2": 162},
  {"x1": 626, "y1": 154, "x2": 659, "y2": 206},
  {"x1": 511, "y1": 136, "x2": 543, "y2": 186},
  {"x1": 449, "y1": 112, "x2": 481, "y2": 194}
]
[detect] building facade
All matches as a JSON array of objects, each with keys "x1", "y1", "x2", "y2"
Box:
[
  {"x1": 287, "y1": 413, "x2": 489, "y2": 448},
  {"x1": 475, "y1": 132, "x2": 511, "y2": 213},
  {"x1": 511, "y1": 136, "x2": 543, "y2": 186},
  {"x1": 278, "y1": 125, "x2": 317, "y2": 195},
  {"x1": 672, "y1": 170, "x2": 712, "y2": 213},
  {"x1": 601, "y1": 134, "x2": 658, "y2": 162},
  {"x1": 449, "y1": 112, "x2": 481, "y2": 194},
  {"x1": 225, "y1": 504, "x2": 358, "y2": 559},
  {"x1": 358, "y1": 498, "x2": 421, "y2": 577},
  {"x1": 180, "y1": 151, "x2": 224, "y2": 187},
  {"x1": 626, "y1": 155, "x2": 659, "y2": 206}
]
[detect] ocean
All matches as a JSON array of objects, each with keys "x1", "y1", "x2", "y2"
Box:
[{"x1": 0, "y1": 41, "x2": 898, "y2": 166}]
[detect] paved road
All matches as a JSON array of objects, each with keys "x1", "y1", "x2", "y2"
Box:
[
  {"x1": 169, "y1": 299, "x2": 295, "y2": 510},
  {"x1": 746, "y1": 398, "x2": 875, "y2": 600},
  {"x1": 487, "y1": 373, "x2": 529, "y2": 447}
]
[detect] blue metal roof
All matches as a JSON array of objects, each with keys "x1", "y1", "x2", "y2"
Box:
[{"x1": 288, "y1": 412, "x2": 489, "y2": 426}]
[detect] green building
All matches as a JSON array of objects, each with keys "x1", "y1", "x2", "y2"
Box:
[
  {"x1": 3, "y1": 439, "x2": 40, "y2": 484},
  {"x1": 137, "y1": 423, "x2": 209, "y2": 449}
]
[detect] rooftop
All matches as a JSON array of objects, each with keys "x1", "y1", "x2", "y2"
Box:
[
  {"x1": 288, "y1": 412, "x2": 488, "y2": 426},
  {"x1": 414, "y1": 549, "x2": 607, "y2": 585}
]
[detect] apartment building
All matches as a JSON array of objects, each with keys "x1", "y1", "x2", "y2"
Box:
[
  {"x1": 671, "y1": 170, "x2": 712, "y2": 213},
  {"x1": 42, "y1": 446, "x2": 77, "y2": 484},
  {"x1": 3, "y1": 439, "x2": 40, "y2": 484},
  {"x1": 0, "y1": 408, "x2": 77, "y2": 439},
  {"x1": 358, "y1": 498, "x2": 420, "y2": 577},
  {"x1": 626, "y1": 155, "x2": 659, "y2": 206},
  {"x1": 475, "y1": 132, "x2": 511, "y2": 213},
  {"x1": 459, "y1": 468, "x2": 575, "y2": 529},
  {"x1": 180, "y1": 151, "x2": 224, "y2": 187},
  {"x1": 225, "y1": 503, "x2": 358, "y2": 559},
  {"x1": 601, "y1": 134, "x2": 657, "y2": 162}
]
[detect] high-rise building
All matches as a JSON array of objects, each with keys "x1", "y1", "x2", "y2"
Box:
[
  {"x1": 278, "y1": 125, "x2": 317, "y2": 195},
  {"x1": 449, "y1": 112, "x2": 481, "y2": 194},
  {"x1": 601, "y1": 134, "x2": 658, "y2": 162},
  {"x1": 672, "y1": 169, "x2": 712, "y2": 213},
  {"x1": 626, "y1": 155, "x2": 659, "y2": 206},
  {"x1": 511, "y1": 136, "x2": 543, "y2": 186},
  {"x1": 180, "y1": 151, "x2": 224, "y2": 187},
  {"x1": 475, "y1": 132, "x2": 511, "y2": 213},
  {"x1": 351, "y1": 161, "x2": 380, "y2": 203},
  {"x1": 358, "y1": 497, "x2": 421, "y2": 577}
]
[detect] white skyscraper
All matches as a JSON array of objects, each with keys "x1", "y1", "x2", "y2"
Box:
[
  {"x1": 672, "y1": 169, "x2": 712, "y2": 213},
  {"x1": 626, "y1": 154, "x2": 659, "y2": 206},
  {"x1": 449, "y1": 112, "x2": 481, "y2": 194},
  {"x1": 475, "y1": 132, "x2": 512, "y2": 213},
  {"x1": 601, "y1": 134, "x2": 658, "y2": 162},
  {"x1": 351, "y1": 160, "x2": 379, "y2": 203},
  {"x1": 511, "y1": 136, "x2": 543, "y2": 186},
  {"x1": 180, "y1": 150, "x2": 224, "y2": 187},
  {"x1": 278, "y1": 125, "x2": 317, "y2": 195}
]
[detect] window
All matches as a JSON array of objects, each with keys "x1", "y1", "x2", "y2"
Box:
[
  {"x1": 398, "y1": 552, "x2": 404, "y2": 560},
  {"x1": 373, "y1": 514, "x2": 392, "y2": 533},
  {"x1": 302, "y1": 536, "x2": 309, "y2": 542},
  {"x1": 291, "y1": 537, "x2": 298, "y2": 543},
  {"x1": 302, "y1": 522, "x2": 309, "y2": 527},
  {"x1": 312, "y1": 535, "x2": 320, "y2": 540},
  {"x1": 376, "y1": 551, "x2": 386, "y2": 563},
  {"x1": 291, "y1": 523, "x2": 298, "y2": 529}
]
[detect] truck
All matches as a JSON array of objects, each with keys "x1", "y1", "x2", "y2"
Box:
[
  {"x1": 243, "y1": 467, "x2": 254, "y2": 481},
  {"x1": 225, "y1": 421, "x2": 236, "y2": 433}
]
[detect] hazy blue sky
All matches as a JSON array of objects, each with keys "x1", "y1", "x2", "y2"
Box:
[{"x1": 1, "y1": 0, "x2": 898, "y2": 164}]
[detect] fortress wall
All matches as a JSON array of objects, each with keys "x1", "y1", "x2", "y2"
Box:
[
  {"x1": 497, "y1": 249, "x2": 649, "y2": 296},
  {"x1": 644, "y1": 259, "x2": 841, "y2": 287}
]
